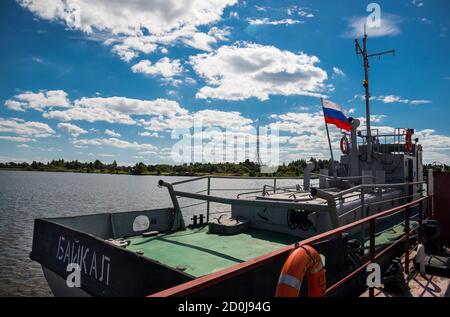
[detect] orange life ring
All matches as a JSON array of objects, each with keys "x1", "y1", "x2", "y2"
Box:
[
  {"x1": 405, "y1": 129, "x2": 413, "y2": 153},
  {"x1": 275, "y1": 245, "x2": 326, "y2": 297},
  {"x1": 340, "y1": 135, "x2": 350, "y2": 155}
]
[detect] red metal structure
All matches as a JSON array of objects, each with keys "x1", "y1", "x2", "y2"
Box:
[
  {"x1": 433, "y1": 172, "x2": 450, "y2": 244},
  {"x1": 149, "y1": 195, "x2": 433, "y2": 297}
]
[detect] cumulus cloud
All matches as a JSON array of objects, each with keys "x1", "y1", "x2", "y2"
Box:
[
  {"x1": 190, "y1": 42, "x2": 328, "y2": 101},
  {"x1": 57, "y1": 122, "x2": 87, "y2": 137},
  {"x1": 104, "y1": 129, "x2": 121, "y2": 137},
  {"x1": 0, "y1": 136, "x2": 35, "y2": 142},
  {"x1": 0, "y1": 117, "x2": 55, "y2": 138},
  {"x1": 343, "y1": 14, "x2": 402, "y2": 38},
  {"x1": 269, "y1": 111, "x2": 341, "y2": 160},
  {"x1": 131, "y1": 57, "x2": 184, "y2": 84},
  {"x1": 138, "y1": 132, "x2": 161, "y2": 138},
  {"x1": 269, "y1": 110, "x2": 450, "y2": 163},
  {"x1": 5, "y1": 90, "x2": 70, "y2": 111},
  {"x1": 71, "y1": 137, "x2": 157, "y2": 151},
  {"x1": 247, "y1": 18, "x2": 303, "y2": 26},
  {"x1": 139, "y1": 109, "x2": 253, "y2": 132},
  {"x1": 18, "y1": 0, "x2": 237, "y2": 61},
  {"x1": 43, "y1": 95, "x2": 188, "y2": 125}
]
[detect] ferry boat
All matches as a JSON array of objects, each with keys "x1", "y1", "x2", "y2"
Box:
[{"x1": 29, "y1": 35, "x2": 449, "y2": 297}]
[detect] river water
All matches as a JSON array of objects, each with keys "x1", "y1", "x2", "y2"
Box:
[{"x1": 0, "y1": 170, "x2": 306, "y2": 296}]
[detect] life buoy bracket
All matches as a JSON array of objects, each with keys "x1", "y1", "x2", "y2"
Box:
[{"x1": 340, "y1": 135, "x2": 350, "y2": 155}]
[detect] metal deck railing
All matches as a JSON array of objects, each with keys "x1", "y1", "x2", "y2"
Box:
[
  {"x1": 160, "y1": 175, "x2": 307, "y2": 222},
  {"x1": 149, "y1": 191, "x2": 434, "y2": 297},
  {"x1": 160, "y1": 175, "x2": 425, "y2": 232},
  {"x1": 352, "y1": 127, "x2": 412, "y2": 154}
]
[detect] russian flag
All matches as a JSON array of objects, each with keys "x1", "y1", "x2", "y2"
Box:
[{"x1": 322, "y1": 99, "x2": 352, "y2": 131}]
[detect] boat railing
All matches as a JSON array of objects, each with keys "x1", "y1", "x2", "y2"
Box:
[
  {"x1": 354, "y1": 127, "x2": 413, "y2": 154},
  {"x1": 160, "y1": 175, "x2": 425, "y2": 231},
  {"x1": 149, "y1": 192, "x2": 434, "y2": 297},
  {"x1": 160, "y1": 175, "x2": 307, "y2": 221}
]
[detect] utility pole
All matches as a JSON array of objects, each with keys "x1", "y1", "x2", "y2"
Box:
[{"x1": 355, "y1": 26, "x2": 395, "y2": 162}]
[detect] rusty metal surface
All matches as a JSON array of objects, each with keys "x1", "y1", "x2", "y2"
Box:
[{"x1": 433, "y1": 172, "x2": 450, "y2": 244}]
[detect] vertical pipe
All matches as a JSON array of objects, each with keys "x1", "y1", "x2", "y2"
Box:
[
  {"x1": 369, "y1": 219, "x2": 376, "y2": 297},
  {"x1": 430, "y1": 195, "x2": 434, "y2": 219},
  {"x1": 206, "y1": 176, "x2": 211, "y2": 222},
  {"x1": 273, "y1": 178, "x2": 277, "y2": 193},
  {"x1": 160, "y1": 180, "x2": 185, "y2": 230},
  {"x1": 404, "y1": 206, "x2": 410, "y2": 274},
  {"x1": 359, "y1": 188, "x2": 365, "y2": 244},
  {"x1": 418, "y1": 200, "x2": 423, "y2": 243}
]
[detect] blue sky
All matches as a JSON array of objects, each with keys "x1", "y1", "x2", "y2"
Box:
[{"x1": 0, "y1": 0, "x2": 449, "y2": 165}]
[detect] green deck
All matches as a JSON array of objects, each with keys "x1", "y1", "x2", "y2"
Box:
[
  {"x1": 126, "y1": 220, "x2": 415, "y2": 278},
  {"x1": 126, "y1": 227, "x2": 300, "y2": 277}
]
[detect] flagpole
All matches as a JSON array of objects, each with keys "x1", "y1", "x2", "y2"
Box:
[{"x1": 321, "y1": 98, "x2": 335, "y2": 176}]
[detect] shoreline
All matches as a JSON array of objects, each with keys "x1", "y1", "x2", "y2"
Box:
[{"x1": 0, "y1": 168, "x2": 307, "y2": 178}]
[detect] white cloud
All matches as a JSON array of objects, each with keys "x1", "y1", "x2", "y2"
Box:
[
  {"x1": 0, "y1": 136, "x2": 35, "y2": 142},
  {"x1": 344, "y1": 14, "x2": 401, "y2": 38},
  {"x1": 229, "y1": 11, "x2": 239, "y2": 19},
  {"x1": 44, "y1": 96, "x2": 188, "y2": 125},
  {"x1": 254, "y1": 5, "x2": 314, "y2": 19},
  {"x1": 412, "y1": 0, "x2": 424, "y2": 7},
  {"x1": 190, "y1": 42, "x2": 328, "y2": 101},
  {"x1": 247, "y1": 18, "x2": 303, "y2": 26},
  {"x1": 32, "y1": 56, "x2": 45, "y2": 64},
  {"x1": 5, "y1": 90, "x2": 70, "y2": 112},
  {"x1": 71, "y1": 137, "x2": 156, "y2": 151},
  {"x1": 111, "y1": 37, "x2": 158, "y2": 62},
  {"x1": 269, "y1": 111, "x2": 340, "y2": 160},
  {"x1": 88, "y1": 153, "x2": 115, "y2": 158},
  {"x1": 0, "y1": 117, "x2": 55, "y2": 138},
  {"x1": 332, "y1": 67, "x2": 345, "y2": 77},
  {"x1": 376, "y1": 95, "x2": 432, "y2": 105},
  {"x1": 269, "y1": 110, "x2": 450, "y2": 163},
  {"x1": 352, "y1": 94, "x2": 432, "y2": 105},
  {"x1": 208, "y1": 26, "x2": 231, "y2": 42},
  {"x1": 415, "y1": 129, "x2": 450, "y2": 163},
  {"x1": 139, "y1": 109, "x2": 253, "y2": 132},
  {"x1": 57, "y1": 122, "x2": 87, "y2": 137},
  {"x1": 131, "y1": 57, "x2": 184, "y2": 83},
  {"x1": 138, "y1": 132, "x2": 161, "y2": 138},
  {"x1": 104, "y1": 129, "x2": 121, "y2": 137},
  {"x1": 18, "y1": 0, "x2": 238, "y2": 61}
]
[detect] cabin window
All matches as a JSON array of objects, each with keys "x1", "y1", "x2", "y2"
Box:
[{"x1": 133, "y1": 215, "x2": 150, "y2": 232}]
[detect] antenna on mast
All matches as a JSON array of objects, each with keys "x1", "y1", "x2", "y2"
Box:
[
  {"x1": 255, "y1": 119, "x2": 263, "y2": 168},
  {"x1": 355, "y1": 25, "x2": 395, "y2": 162}
]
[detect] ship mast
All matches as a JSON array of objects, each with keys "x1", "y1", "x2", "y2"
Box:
[{"x1": 355, "y1": 26, "x2": 395, "y2": 162}]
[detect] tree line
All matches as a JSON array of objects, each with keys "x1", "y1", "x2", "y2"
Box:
[
  {"x1": 0, "y1": 158, "x2": 332, "y2": 177},
  {"x1": 2, "y1": 159, "x2": 447, "y2": 176}
]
